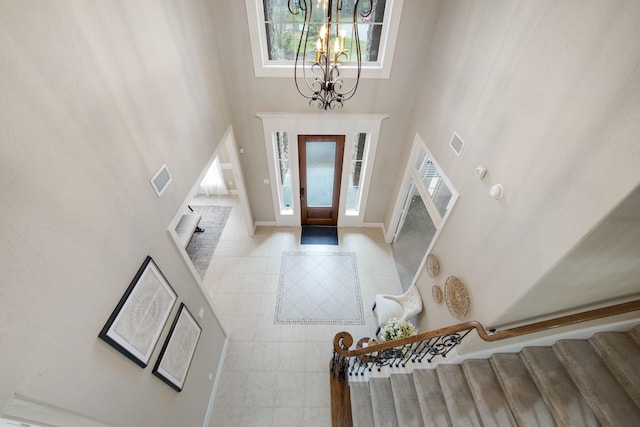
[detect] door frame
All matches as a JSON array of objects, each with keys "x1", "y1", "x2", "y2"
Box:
[
  {"x1": 298, "y1": 135, "x2": 345, "y2": 226},
  {"x1": 392, "y1": 180, "x2": 416, "y2": 243},
  {"x1": 387, "y1": 133, "x2": 459, "y2": 286},
  {"x1": 258, "y1": 113, "x2": 388, "y2": 227}
]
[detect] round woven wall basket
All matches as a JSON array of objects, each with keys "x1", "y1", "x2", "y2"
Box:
[
  {"x1": 426, "y1": 254, "x2": 440, "y2": 278},
  {"x1": 432, "y1": 285, "x2": 443, "y2": 304},
  {"x1": 444, "y1": 276, "x2": 470, "y2": 319}
]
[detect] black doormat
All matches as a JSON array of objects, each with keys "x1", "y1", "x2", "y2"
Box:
[{"x1": 301, "y1": 226, "x2": 339, "y2": 245}]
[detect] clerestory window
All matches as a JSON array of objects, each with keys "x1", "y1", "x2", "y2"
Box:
[{"x1": 245, "y1": 0, "x2": 404, "y2": 78}]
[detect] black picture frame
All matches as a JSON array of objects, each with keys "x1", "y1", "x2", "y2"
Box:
[
  {"x1": 98, "y1": 256, "x2": 178, "y2": 368},
  {"x1": 153, "y1": 303, "x2": 202, "y2": 392}
]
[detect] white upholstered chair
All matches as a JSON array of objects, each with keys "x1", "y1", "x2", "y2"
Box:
[{"x1": 372, "y1": 285, "x2": 423, "y2": 334}]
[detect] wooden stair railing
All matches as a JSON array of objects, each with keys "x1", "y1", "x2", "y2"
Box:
[{"x1": 330, "y1": 299, "x2": 640, "y2": 427}]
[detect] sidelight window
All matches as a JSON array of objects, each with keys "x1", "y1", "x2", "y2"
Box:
[{"x1": 274, "y1": 132, "x2": 293, "y2": 214}]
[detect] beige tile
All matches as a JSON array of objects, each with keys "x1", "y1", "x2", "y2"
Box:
[
  {"x1": 249, "y1": 341, "x2": 280, "y2": 372},
  {"x1": 238, "y1": 406, "x2": 274, "y2": 427},
  {"x1": 209, "y1": 403, "x2": 243, "y2": 427},
  {"x1": 303, "y1": 406, "x2": 332, "y2": 427},
  {"x1": 213, "y1": 370, "x2": 247, "y2": 407},
  {"x1": 305, "y1": 341, "x2": 333, "y2": 372},
  {"x1": 223, "y1": 341, "x2": 254, "y2": 371},
  {"x1": 272, "y1": 407, "x2": 305, "y2": 427},
  {"x1": 280, "y1": 324, "x2": 308, "y2": 341},
  {"x1": 304, "y1": 372, "x2": 331, "y2": 407},
  {"x1": 258, "y1": 293, "x2": 278, "y2": 316},
  {"x1": 231, "y1": 293, "x2": 262, "y2": 316},
  {"x1": 277, "y1": 341, "x2": 307, "y2": 372},
  {"x1": 253, "y1": 315, "x2": 281, "y2": 342},
  {"x1": 274, "y1": 371, "x2": 306, "y2": 407},
  {"x1": 243, "y1": 371, "x2": 277, "y2": 406},
  {"x1": 227, "y1": 315, "x2": 258, "y2": 341},
  {"x1": 201, "y1": 195, "x2": 411, "y2": 423}
]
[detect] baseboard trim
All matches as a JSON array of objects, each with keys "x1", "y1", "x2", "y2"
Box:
[
  {"x1": 202, "y1": 336, "x2": 230, "y2": 427},
  {"x1": 254, "y1": 221, "x2": 277, "y2": 227},
  {"x1": 361, "y1": 222, "x2": 384, "y2": 229}
]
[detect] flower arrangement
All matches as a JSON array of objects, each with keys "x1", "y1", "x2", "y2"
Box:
[{"x1": 381, "y1": 318, "x2": 417, "y2": 341}]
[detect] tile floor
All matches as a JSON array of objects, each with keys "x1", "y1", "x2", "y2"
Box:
[
  {"x1": 195, "y1": 195, "x2": 403, "y2": 427},
  {"x1": 276, "y1": 252, "x2": 363, "y2": 324}
]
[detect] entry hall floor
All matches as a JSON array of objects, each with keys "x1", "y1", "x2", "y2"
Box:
[{"x1": 198, "y1": 196, "x2": 403, "y2": 427}]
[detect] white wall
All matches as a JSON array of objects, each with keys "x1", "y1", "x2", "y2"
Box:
[
  {"x1": 407, "y1": 0, "x2": 640, "y2": 331},
  {"x1": 0, "y1": 1, "x2": 231, "y2": 426},
  {"x1": 210, "y1": 0, "x2": 441, "y2": 224}
]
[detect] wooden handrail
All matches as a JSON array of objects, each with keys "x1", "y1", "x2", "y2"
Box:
[
  {"x1": 334, "y1": 299, "x2": 640, "y2": 357},
  {"x1": 330, "y1": 299, "x2": 640, "y2": 427}
]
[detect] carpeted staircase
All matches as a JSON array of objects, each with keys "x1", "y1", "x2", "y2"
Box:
[{"x1": 350, "y1": 326, "x2": 640, "y2": 426}]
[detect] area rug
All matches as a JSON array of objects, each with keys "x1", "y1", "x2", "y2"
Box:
[
  {"x1": 275, "y1": 251, "x2": 364, "y2": 325},
  {"x1": 186, "y1": 205, "x2": 232, "y2": 279},
  {"x1": 301, "y1": 225, "x2": 339, "y2": 245}
]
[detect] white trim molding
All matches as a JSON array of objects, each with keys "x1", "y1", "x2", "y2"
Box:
[
  {"x1": 257, "y1": 112, "x2": 388, "y2": 227},
  {"x1": 245, "y1": 0, "x2": 405, "y2": 79}
]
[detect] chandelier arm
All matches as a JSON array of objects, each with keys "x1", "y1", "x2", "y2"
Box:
[
  {"x1": 287, "y1": 0, "x2": 303, "y2": 15},
  {"x1": 359, "y1": 0, "x2": 373, "y2": 18},
  {"x1": 293, "y1": 0, "x2": 319, "y2": 101},
  {"x1": 290, "y1": 0, "x2": 368, "y2": 109},
  {"x1": 341, "y1": 12, "x2": 363, "y2": 102},
  {"x1": 329, "y1": 0, "x2": 363, "y2": 102}
]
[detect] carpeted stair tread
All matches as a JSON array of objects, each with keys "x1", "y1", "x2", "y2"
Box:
[
  {"x1": 554, "y1": 339, "x2": 640, "y2": 427},
  {"x1": 369, "y1": 377, "x2": 399, "y2": 427},
  {"x1": 490, "y1": 353, "x2": 557, "y2": 426},
  {"x1": 521, "y1": 346, "x2": 600, "y2": 427},
  {"x1": 345, "y1": 329, "x2": 640, "y2": 426},
  {"x1": 390, "y1": 374, "x2": 424, "y2": 427},
  {"x1": 413, "y1": 369, "x2": 452, "y2": 427},
  {"x1": 590, "y1": 332, "x2": 640, "y2": 407},
  {"x1": 629, "y1": 324, "x2": 640, "y2": 346},
  {"x1": 350, "y1": 382, "x2": 374, "y2": 427},
  {"x1": 436, "y1": 364, "x2": 482, "y2": 427},
  {"x1": 462, "y1": 359, "x2": 517, "y2": 427}
]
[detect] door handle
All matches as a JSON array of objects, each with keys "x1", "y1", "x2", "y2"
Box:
[{"x1": 300, "y1": 187, "x2": 305, "y2": 199}]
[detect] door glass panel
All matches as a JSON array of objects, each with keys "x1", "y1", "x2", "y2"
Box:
[
  {"x1": 392, "y1": 182, "x2": 437, "y2": 290},
  {"x1": 431, "y1": 180, "x2": 453, "y2": 217},
  {"x1": 306, "y1": 141, "x2": 336, "y2": 207}
]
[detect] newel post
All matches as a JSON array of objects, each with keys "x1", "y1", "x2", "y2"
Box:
[{"x1": 330, "y1": 332, "x2": 354, "y2": 427}]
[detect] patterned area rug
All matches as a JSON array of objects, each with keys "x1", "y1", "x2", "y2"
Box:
[
  {"x1": 275, "y1": 251, "x2": 364, "y2": 325},
  {"x1": 186, "y1": 205, "x2": 232, "y2": 279}
]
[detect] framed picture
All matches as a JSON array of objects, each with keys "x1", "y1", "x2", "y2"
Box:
[
  {"x1": 153, "y1": 303, "x2": 202, "y2": 392},
  {"x1": 99, "y1": 256, "x2": 177, "y2": 368}
]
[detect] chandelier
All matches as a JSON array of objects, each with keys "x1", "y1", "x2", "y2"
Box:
[{"x1": 288, "y1": 0, "x2": 372, "y2": 110}]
